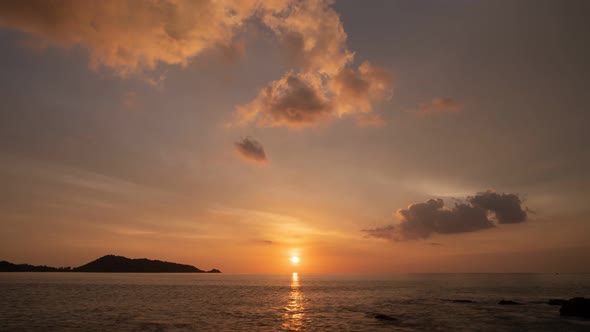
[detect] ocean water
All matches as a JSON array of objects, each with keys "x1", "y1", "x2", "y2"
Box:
[{"x1": 1, "y1": 273, "x2": 589, "y2": 331}]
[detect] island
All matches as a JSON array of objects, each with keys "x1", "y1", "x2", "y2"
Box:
[{"x1": 0, "y1": 255, "x2": 221, "y2": 273}]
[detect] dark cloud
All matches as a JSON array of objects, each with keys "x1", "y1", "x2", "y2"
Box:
[
  {"x1": 468, "y1": 191, "x2": 527, "y2": 224},
  {"x1": 257, "y1": 73, "x2": 331, "y2": 127},
  {"x1": 363, "y1": 224, "x2": 396, "y2": 239},
  {"x1": 363, "y1": 191, "x2": 528, "y2": 241},
  {"x1": 234, "y1": 138, "x2": 268, "y2": 163}
]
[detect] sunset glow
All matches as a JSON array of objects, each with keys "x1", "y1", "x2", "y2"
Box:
[
  {"x1": 0, "y1": 0, "x2": 588, "y2": 275},
  {"x1": 2, "y1": 2, "x2": 590, "y2": 331}
]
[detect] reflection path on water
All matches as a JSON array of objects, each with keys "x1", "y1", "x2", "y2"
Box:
[{"x1": 282, "y1": 272, "x2": 305, "y2": 331}]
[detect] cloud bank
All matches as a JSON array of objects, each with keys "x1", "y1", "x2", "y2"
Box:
[
  {"x1": 363, "y1": 191, "x2": 528, "y2": 241},
  {"x1": 234, "y1": 137, "x2": 268, "y2": 163},
  {"x1": 0, "y1": 0, "x2": 392, "y2": 126}
]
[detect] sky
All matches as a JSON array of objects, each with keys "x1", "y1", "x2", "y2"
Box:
[{"x1": 0, "y1": 0, "x2": 589, "y2": 273}]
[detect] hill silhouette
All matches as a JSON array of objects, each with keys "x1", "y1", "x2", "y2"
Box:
[
  {"x1": 0, "y1": 255, "x2": 221, "y2": 273},
  {"x1": 73, "y1": 255, "x2": 207, "y2": 273},
  {"x1": 0, "y1": 261, "x2": 71, "y2": 272}
]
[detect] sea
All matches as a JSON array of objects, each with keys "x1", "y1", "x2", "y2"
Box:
[{"x1": 1, "y1": 273, "x2": 589, "y2": 331}]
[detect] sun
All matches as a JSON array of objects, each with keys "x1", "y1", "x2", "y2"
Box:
[{"x1": 290, "y1": 256, "x2": 300, "y2": 264}]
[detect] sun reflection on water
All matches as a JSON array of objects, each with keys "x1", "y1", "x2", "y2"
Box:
[{"x1": 282, "y1": 272, "x2": 305, "y2": 331}]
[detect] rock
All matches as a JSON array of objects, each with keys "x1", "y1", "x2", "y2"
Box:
[
  {"x1": 450, "y1": 299, "x2": 476, "y2": 303},
  {"x1": 498, "y1": 300, "x2": 521, "y2": 305},
  {"x1": 560, "y1": 297, "x2": 590, "y2": 318},
  {"x1": 547, "y1": 299, "x2": 567, "y2": 306},
  {"x1": 374, "y1": 314, "x2": 397, "y2": 321}
]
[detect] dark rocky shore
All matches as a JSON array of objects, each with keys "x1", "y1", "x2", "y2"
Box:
[
  {"x1": 372, "y1": 297, "x2": 590, "y2": 323},
  {"x1": 559, "y1": 297, "x2": 590, "y2": 318}
]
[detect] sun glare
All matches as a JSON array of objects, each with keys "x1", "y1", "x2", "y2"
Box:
[{"x1": 290, "y1": 256, "x2": 300, "y2": 264}]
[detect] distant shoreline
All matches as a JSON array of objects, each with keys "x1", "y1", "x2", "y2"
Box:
[
  {"x1": 0, "y1": 271, "x2": 221, "y2": 273},
  {"x1": 0, "y1": 255, "x2": 221, "y2": 273}
]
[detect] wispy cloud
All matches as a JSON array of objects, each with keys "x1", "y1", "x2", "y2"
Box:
[
  {"x1": 409, "y1": 98, "x2": 463, "y2": 115},
  {"x1": 252, "y1": 239, "x2": 274, "y2": 245},
  {"x1": 355, "y1": 113, "x2": 386, "y2": 127}
]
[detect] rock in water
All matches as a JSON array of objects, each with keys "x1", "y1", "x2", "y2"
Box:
[
  {"x1": 374, "y1": 314, "x2": 397, "y2": 321},
  {"x1": 547, "y1": 299, "x2": 567, "y2": 306},
  {"x1": 560, "y1": 297, "x2": 590, "y2": 318},
  {"x1": 498, "y1": 300, "x2": 521, "y2": 305}
]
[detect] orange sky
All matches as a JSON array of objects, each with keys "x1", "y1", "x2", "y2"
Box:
[{"x1": 0, "y1": 0, "x2": 589, "y2": 273}]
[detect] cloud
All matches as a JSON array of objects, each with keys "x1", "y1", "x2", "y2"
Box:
[
  {"x1": 233, "y1": 0, "x2": 394, "y2": 128},
  {"x1": 253, "y1": 239, "x2": 274, "y2": 245},
  {"x1": 234, "y1": 137, "x2": 268, "y2": 163},
  {"x1": 234, "y1": 72, "x2": 332, "y2": 128},
  {"x1": 263, "y1": 0, "x2": 353, "y2": 77},
  {"x1": 411, "y1": 98, "x2": 463, "y2": 115},
  {"x1": 468, "y1": 191, "x2": 527, "y2": 224},
  {"x1": 0, "y1": 1, "x2": 392, "y2": 127},
  {"x1": 0, "y1": 0, "x2": 249, "y2": 76},
  {"x1": 234, "y1": 61, "x2": 392, "y2": 128},
  {"x1": 237, "y1": 0, "x2": 394, "y2": 128},
  {"x1": 363, "y1": 191, "x2": 528, "y2": 241},
  {"x1": 330, "y1": 62, "x2": 393, "y2": 116}
]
